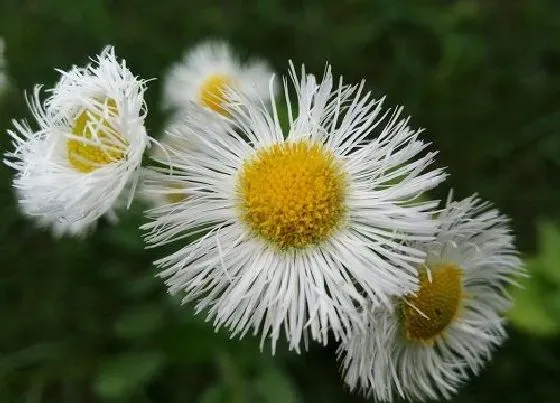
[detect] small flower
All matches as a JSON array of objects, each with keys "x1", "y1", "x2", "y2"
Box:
[
  {"x1": 4, "y1": 46, "x2": 150, "y2": 236},
  {"x1": 143, "y1": 62, "x2": 445, "y2": 352},
  {"x1": 140, "y1": 107, "x2": 228, "y2": 209},
  {"x1": 339, "y1": 194, "x2": 523, "y2": 402},
  {"x1": 162, "y1": 40, "x2": 274, "y2": 116},
  {"x1": 139, "y1": 168, "x2": 189, "y2": 208}
]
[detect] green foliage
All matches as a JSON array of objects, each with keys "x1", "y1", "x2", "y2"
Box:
[
  {"x1": 95, "y1": 351, "x2": 165, "y2": 399},
  {"x1": 1, "y1": 0, "x2": 559, "y2": 402},
  {"x1": 253, "y1": 367, "x2": 299, "y2": 403},
  {"x1": 510, "y1": 222, "x2": 560, "y2": 336}
]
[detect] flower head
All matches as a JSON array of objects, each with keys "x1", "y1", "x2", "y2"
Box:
[
  {"x1": 4, "y1": 46, "x2": 149, "y2": 236},
  {"x1": 143, "y1": 63, "x2": 445, "y2": 352},
  {"x1": 163, "y1": 40, "x2": 274, "y2": 116},
  {"x1": 339, "y1": 194, "x2": 523, "y2": 401}
]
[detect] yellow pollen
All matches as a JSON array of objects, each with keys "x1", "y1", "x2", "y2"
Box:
[
  {"x1": 199, "y1": 74, "x2": 233, "y2": 115},
  {"x1": 237, "y1": 140, "x2": 346, "y2": 249},
  {"x1": 402, "y1": 264, "x2": 463, "y2": 343},
  {"x1": 67, "y1": 98, "x2": 128, "y2": 173}
]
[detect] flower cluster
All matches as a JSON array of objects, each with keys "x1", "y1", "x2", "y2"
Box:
[{"x1": 2, "y1": 40, "x2": 523, "y2": 401}]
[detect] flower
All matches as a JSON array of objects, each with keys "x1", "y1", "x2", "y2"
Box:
[
  {"x1": 139, "y1": 167, "x2": 189, "y2": 209},
  {"x1": 4, "y1": 46, "x2": 149, "y2": 236},
  {"x1": 143, "y1": 62, "x2": 445, "y2": 352},
  {"x1": 162, "y1": 40, "x2": 274, "y2": 116},
  {"x1": 140, "y1": 107, "x2": 229, "y2": 209},
  {"x1": 339, "y1": 194, "x2": 523, "y2": 401}
]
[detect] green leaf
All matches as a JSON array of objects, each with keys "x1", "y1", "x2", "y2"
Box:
[
  {"x1": 509, "y1": 221, "x2": 560, "y2": 336},
  {"x1": 509, "y1": 272, "x2": 560, "y2": 336},
  {"x1": 114, "y1": 305, "x2": 164, "y2": 339},
  {"x1": 537, "y1": 221, "x2": 560, "y2": 285},
  {"x1": 94, "y1": 351, "x2": 165, "y2": 399},
  {"x1": 199, "y1": 385, "x2": 228, "y2": 403},
  {"x1": 163, "y1": 322, "x2": 221, "y2": 364},
  {"x1": 126, "y1": 272, "x2": 161, "y2": 297},
  {"x1": 254, "y1": 366, "x2": 299, "y2": 403}
]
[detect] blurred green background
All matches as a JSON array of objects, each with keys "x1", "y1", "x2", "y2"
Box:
[{"x1": 1, "y1": 0, "x2": 559, "y2": 402}]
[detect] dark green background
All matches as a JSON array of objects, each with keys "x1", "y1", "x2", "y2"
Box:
[{"x1": 1, "y1": 0, "x2": 559, "y2": 402}]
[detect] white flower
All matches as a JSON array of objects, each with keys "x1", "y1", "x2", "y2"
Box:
[
  {"x1": 163, "y1": 40, "x2": 274, "y2": 116},
  {"x1": 339, "y1": 194, "x2": 523, "y2": 402},
  {"x1": 156, "y1": 105, "x2": 230, "y2": 157},
  {"x1": 139, "y1": 167, "x2": 189, "y2": 209},
  {"x1": 4, "y1": 46, "x2": 150, "y2": 236},
  {"x1": 0, "y1": 38, "x2": 8, "y2": 95},
  {"x1": 143, "y1": 63, "x2": 445, "y2": 353},
  {"x1": 140, "y1": 107, "x2": 229, "y2": 209}
]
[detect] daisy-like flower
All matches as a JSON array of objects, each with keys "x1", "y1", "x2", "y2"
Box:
[
  {"x1": 143, "y1": 63, "x2": 445, "y2": 352},
  {"x1": 0, "y1": 38, "x2": 8, "y2": 95},
  {"x1": 140, "y1": 107, "x2": 229, "y2": 209},
  {"x1": 162, "y1": 40, "x2": 274, "y2": 116},
  {"x1": 140, "y1": 168, "x2": 189, "y2": 209},
  {"x1": 4, "y1": 46, "x2": 149, "y2": 236},
  {"x1": 339, "y1": 194, "x2": 523, "y2": 402}
]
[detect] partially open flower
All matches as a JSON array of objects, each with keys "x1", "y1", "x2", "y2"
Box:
[{"x1": 4, "y1": 46, "x2": 150, "y2": 236}]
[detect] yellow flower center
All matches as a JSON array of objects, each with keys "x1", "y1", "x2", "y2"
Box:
[
  {"x1": 403, "y1": 264, "x2": 463, "y2": 343},
  {"x1": 67, "y1": 99, "x2": 128, "y2": 173},
  {"x1": 199, "y1": 74, "x2": 233, "y2": 115},
  {"x1": 237, "y1": 140, "x2": 347, "y2": 249}
]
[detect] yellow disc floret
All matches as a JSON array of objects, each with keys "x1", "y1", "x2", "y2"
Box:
[
  {"x1": 237, "y1": 140, "x2": 347, "y2": 249},
  {"x1": 198, "y1": 74, "x2": 233, "y2": 115},
  {"x1": 403, "y1": 264, "x2": 463, "y2": 343},
  {"x1": 67, "y1": 98, "x2": 128, "y2": 173}
]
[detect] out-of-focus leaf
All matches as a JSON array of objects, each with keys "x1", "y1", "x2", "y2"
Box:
[
  {"x1": 0, "y1": 343, "x2": 65, "y2": 378},
  {"x1": 216, "y1": 352, "x2": 246, "y2": 403},
  {"x1": 509, "y1": 221, "x2": 560, "y2": 336},
  {"x1": 254, "y1": 366, "x2": 299, "y2": 403},
  {"x1": 94, "y1": 351, "x2": 165, "y2": 399},
  {"x1": 103, "y1": 206, "x2": 146, "y2": 253},
  {"x1": 199, "y1": 384, "x2": 228, "y2": 403},
  {"x1": 163, "y1": 323, "x2": 221, "y2": 364},
  {"x1": 509, "y1": 272, "x2": 560, "y2": 336},
  {"x1": 537, "y1": 221, "x2": 560, "y2": 284},
  {"x1": 114, "y1": 305, "x2": 165, "y2": 339},
  {"x1": 126, "y1": 272, "x2": 161, "y2": 297}
]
